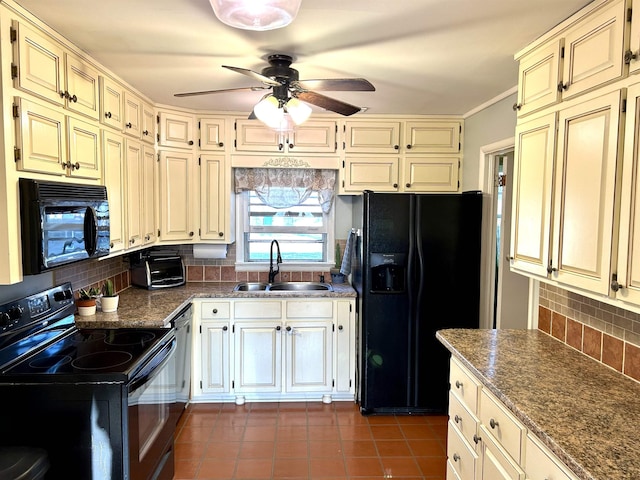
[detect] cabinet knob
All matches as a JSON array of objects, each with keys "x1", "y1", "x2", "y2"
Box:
[
  {"x1": 212, "y1": 308, "x2": 218, "y2": 314},
  {"x1": 145, "y1": 234, "x2": 151, "y2": 241},
  {"x1": 289, "y1": 143, "x2": 294, "y2": 149},
  {"x1": 109, "y1": 242, "x2": 114, "y2": 249},
  {"x1": 489, "y1": 418, "x2": 499, "y2": 429},
  {"x1": 338, "y1": 325, "x2": 344, "y2": 331},
  {"x1": 286, "y1": 326, "x2": 292, "y2": 332},
  {"x1": 406, "y1": 183, "x2": 411, "y2": 188},
  {"x1": 454, "y1": 415, "x2": 462, "y2": 424},
  {"x1": 218, "y1": 142, "x2": 224, "y2": 147},
  {"x1": 70, "y1": 94, "x2": 77, "y2": 103},
  {"x1": 512, "y1": 102, "x2": 522, "y2": 111},
  {"x1": 625, "y1": 50, "x2": 638, "y2": 64},
  {"x1": 105, "y1": 111, "x2": 112, "y2": 119},
  {"x1": 189, "y1": 231, "x2": 194, "y2": 237},
  {"x1": 393, "y1": 183, "x2": 398, "y2": 188},
  {"x1": 62, "y1": 162, "x2": 69, "y2": 171},
  {"x1": 546, "y1": 266, "x2": 558, "y2": 274},
  {"x1": 473, "y1": 434, "x2": 481, "y2": 445},
  {"x1": 276, "y1": 325, "x2": 281, "y2": 331},
  {"x1": 72, "y1": 162, "x2": 80, "y2": 170},
  {"x1": 143, "y1": 130, "x2": 149, "y2": 136},
  {"x1": 611, "y1": 280, "x2": 624, "y2": 292},
  {"x1": 557, "y1": 81, "x2": 568, "y2": 92},
  {"x1": 129, "y1": 238, "x2": 135, "y2": 244},
  {"x1": 453, "y1": 453, "x2": 460, "y2": 462},
  {"x1": 218, "y1": 232, "x2": 224, "y2": 237},
  {"x1": 126, "y1": 122, "x2": 132, "y2": 128},
  {"x1": 59, "y1": 90, "x2": 66, "y2": 99},
  {"x1": 455, "y1": 380, "x2": 463, "y2": 389},
  {"x1": 278, "y1": 143, "x2": 284, "y2": 151},
  {"x1": 188, "y1": 140, "x2": 194, "y2": 145},
  {"x1": 394, "y1": 145, "x2": 399, "y2": 150},
  {"x1": 406, "y1": 144, "x2": 412, "y2": 149},
  {"x1": 222, "y1": 325, "x2": 228, "y2": 331}
]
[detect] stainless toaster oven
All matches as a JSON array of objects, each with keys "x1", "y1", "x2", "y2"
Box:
[{"x1": 131, "y1": 255, "x2": 185, "y2": 289}]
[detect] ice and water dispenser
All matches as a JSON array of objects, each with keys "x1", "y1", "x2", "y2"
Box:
[{"x1": 370, "y1": 253, "x2": 406, "y2": 293}]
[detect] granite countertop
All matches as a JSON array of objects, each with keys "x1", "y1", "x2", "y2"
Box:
[
  {"x1": 436, "y1": 328, "x2": 640, "y2": 480},
  {"x1": 74, "y1": 281, "x2": 356, "y2": 329}
]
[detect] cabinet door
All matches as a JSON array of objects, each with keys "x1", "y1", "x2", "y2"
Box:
[
  {"x1": 524, "y1": 433, "x2": 578, "y2": 480},
  {"x1": 402, "y1": 156, "x2": 459, "y2": 192},
  {"x1": 404, "y1": 120, "x2": 461, "y2": 153},
  {"x1": 447, "y1": 421, "x2": 477, "y2": 480},
  {"x1": 515, "y1": 39, "x2": 563, "y2": 116},
  {"x1": 630, "y1": 2, "x2": 640, "y2": 74},
  {"x1": 123, "y1": 90, "x2": 141, "y2": 138},
  {"x1": 99, "y1": 76, "x2": 124, "y2": 130},
  {"x1": 12, "y1": 21, "x2": 64, "y2": 106},
  {"x1": 158, "y1": 150, "x2": 198, "y2": 242},
  {"x1": 67, "y1": 117, "x2": 101, "y2": 180},
  {"x1": 561, "y1": 0, "x2": 626, "y2": 99},
  {"x1": 141, "y1": 145, "x2": 157, "y2": 245},
  {"x1": 158, "y1": 111, "x2": 195, "y2": 149},
  {"x1": 510, "y1": 113, "x2": 557, "y2": 277},
  {"x1": 199, "y1": 117, "x2": 226, "y2": 151},
  {"x1": 15, "y1": 97, "x2": 67, "y2": 176},
  {"x1": 201, "y1": 322, "x2": 230, "y2": 394},
  {"x1": 289, "y1": 120, "x2": 337, "y2": 153},
  {"x1": 235, "y1": 119, "x2": 281, "y2": 152},
  {"x1": 551, "y1": 91, "x2": 621, "y2": 294},
  {"x1": 102, "y1": 131, "x2": 126, "y2": 253},
  {"x1": 615, "y1": 82, "x2": 640, "y2": 304},
  {"x1": 200, "y1": 154, "x2": 227, "y2": 241},
  {"x1": 284, "y1": 321, "x2": 332, "y2": 393},
  {"x1": 477, "y1": 425, "x2": 525, "y2": 480},
  {"x1": 234, "y1": 322, "x2": 282, "y2": 393},
  {"x1": 64, "y1": 52, "x2": 99, "y2": 120},
  {"x1": 341, "y1": 156, "x2": 400, "y2": 193},
  {"x1": 141, "y1": 102, "x2": 156, "y2": 145},
  {"x1": 335, "y1": 300, "x2": 354, "y2": 393},
  {"x1": 125, "y1": 139, "x2": 144, "y2": 248},
  {"x1": 343, "y1": 121, "x2": 401, "y2": 153}
]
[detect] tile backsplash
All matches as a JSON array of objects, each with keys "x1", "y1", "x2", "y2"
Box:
[{"x1": 539, "y1": 283, "x2": 640, "y2": 382}]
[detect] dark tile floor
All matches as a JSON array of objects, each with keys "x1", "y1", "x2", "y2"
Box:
[{"x1": 174, "y1": 402, "x2": 448, "y2": 479}]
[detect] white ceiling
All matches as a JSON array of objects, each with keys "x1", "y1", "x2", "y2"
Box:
[{"x1": 14, "y1": 0, "x2": 593, "y2": 117}]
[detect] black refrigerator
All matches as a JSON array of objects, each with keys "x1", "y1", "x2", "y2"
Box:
[{"x1": 351, "y1": 191, "x2": 482, "y2": 414}]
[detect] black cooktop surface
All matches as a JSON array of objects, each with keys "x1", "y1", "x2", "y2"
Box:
[{"x1": 3, "y1": 326, "x2": 172, "y2": 382}]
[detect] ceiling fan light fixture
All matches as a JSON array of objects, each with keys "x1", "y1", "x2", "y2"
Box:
[
  {"x1": 254, "y1": 95, "x2": 284, "y2": 128},
  {"x1": 209, "y1": 0, "x2": 301, "y2": 31},
  {"x1": 285, "y1": 97, "x2": 312, "y2": 125}
]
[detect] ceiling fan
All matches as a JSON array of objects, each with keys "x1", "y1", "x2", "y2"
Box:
[{"x1": 174, "y1": 54, "x2": 375, "y2": 116}]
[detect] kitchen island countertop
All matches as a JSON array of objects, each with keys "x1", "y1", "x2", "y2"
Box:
[
  {"x1": 437, "y1": 328, "x2": 640, "y2": 480},
  {"x1": 75, "y1": 281, "x2": 356, "y2": 329}
]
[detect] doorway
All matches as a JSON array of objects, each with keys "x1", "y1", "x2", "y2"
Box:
[{"x1": 477, "y1": 139, "x2": 530, "y2": 330}]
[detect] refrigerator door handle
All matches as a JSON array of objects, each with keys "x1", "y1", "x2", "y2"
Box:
[{"x1": 413, "y1": 198, "x2": 426, "y2": 406}]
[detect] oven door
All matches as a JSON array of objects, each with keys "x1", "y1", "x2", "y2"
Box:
[{"x1": 127, "y1": 336, "x2": 177, "y2": 480}]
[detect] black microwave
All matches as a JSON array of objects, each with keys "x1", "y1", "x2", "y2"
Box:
[{"x1": 19, "y1": 179, "x2": 110, "y2": 275}]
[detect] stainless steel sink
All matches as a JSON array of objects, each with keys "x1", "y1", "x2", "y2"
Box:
[
  {"x1": 267, "y1": 282, "x2": 333, "y2": 292},
  {"x1": 233, "y1": 281, "x2": 333, "y2": 292},
  {"x1": 233, "y1": 282, "x2": 269, "y2": 291}
]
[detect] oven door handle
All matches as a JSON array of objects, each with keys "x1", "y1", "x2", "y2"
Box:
[{"x1": 127, "y1": 337, "x2": 176, "y2": 393}]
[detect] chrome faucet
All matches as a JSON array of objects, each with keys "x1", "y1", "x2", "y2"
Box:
[{"x1": 268, "y1": 240, "x2": 282, "y2": 283}]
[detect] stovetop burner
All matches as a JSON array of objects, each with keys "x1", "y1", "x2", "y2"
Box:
[
  {"x1": 72, "y1": 351, "x2": 133, "y2": 370},
  {"x1": 105, "y1": 330, "x2": 156, "y2": 346}
]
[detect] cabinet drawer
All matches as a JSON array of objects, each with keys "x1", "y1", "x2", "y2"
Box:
[
  {"x1": 446, "y1": 460, "x2": 462, "y2": 480},
  {"x1": 286, "y1": 300, "x2": 333, "y2": 318},
  {"x1": 449, "y1": 390, "x2": 479, "y2": 450},
  {"x1": 235, "y1": 301, "x2": 282, "y2": 319},
  {"x1": 525, "y1": 433, "x2": 575, "y2": 480},
  {"x1": 449, "y1": 357, "x2": 480, "y2": 413},
  {"x1": 200, "y1": 302, "x2": 230, "y2": 319},
  {"x1": 479, "y1": 389, "x2": 525, "y2": 463},
  {"x1": 447, "y1": 421, "x2": 478, "y2": 480},
  {"x1": 478, "y1": 424, "x2": 525, "y2": 480}
]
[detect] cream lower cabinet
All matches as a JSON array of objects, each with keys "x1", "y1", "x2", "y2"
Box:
[
  {"x1": 446, "y1": 357, "x2": 578, "y2": 480},
  {"x1": 192, "y1": 298, "x2": 356, "y2": 402}
]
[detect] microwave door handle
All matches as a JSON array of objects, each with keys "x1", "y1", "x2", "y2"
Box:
[{"x1": 84, "y1": 207, "x2": 98, "y2": 256}]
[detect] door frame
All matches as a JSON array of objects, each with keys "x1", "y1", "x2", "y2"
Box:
[{"x1": 477, "y1": 138, "x2": 538, "y2": 330}]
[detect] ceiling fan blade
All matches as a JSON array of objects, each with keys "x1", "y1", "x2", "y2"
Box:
[
  {"x1": 174, "y1": 86, "x2": 269, "y2": 97},
  {"x1": 294, "y1": 78, "x2": 375, "y2": 92},
  {"x1": 222, "y1": 65, "x2": 282, "y2": 87},
  {"x1": 295, "y1": 91, "x2": 362, "y2": 116}
]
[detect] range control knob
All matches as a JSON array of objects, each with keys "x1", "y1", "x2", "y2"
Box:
[
  {"x1": 8, "y1": 306, "x2": 23, "y2": 320},
  {"x1": 0, "y1": 312, "x2": 10, "y2": 327}
]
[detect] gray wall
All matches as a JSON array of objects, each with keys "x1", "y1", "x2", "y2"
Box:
[{"x1": 462, "y1": 92, "x2": 518, "y2": 191}]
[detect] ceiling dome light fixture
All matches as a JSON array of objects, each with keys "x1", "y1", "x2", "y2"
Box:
[{"x1": 209, "y1": 0, "x2": 302, "y2": 31}]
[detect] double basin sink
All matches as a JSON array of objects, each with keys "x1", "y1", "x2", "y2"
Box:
[{"x1": 234, "y1": 281, "x2": 334, "y2": 293}]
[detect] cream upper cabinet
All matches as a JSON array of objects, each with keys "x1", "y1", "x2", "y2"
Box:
[
  {"x1": 199, "y1": 116, "x2": 226, "y2": 151},
  {"x1": 510, "y1": 113, "x2": 557, "y2": 277},
  {"x1": 514, "y1": 39, "x2": 563, "y2": 116},
  {"x1": 66, "y1": 116, "x2": 101, "y2": 180},
  {"x1": 235, "y1": 119, "x2": 336, "y2": 153},
  {"x1": 629, "y1": 1, "x2": 640, "y2": 74},
  {"x1": 343, "y1": 120, "x2": 401, "y2": 153},
  {"x1": 123, "y1": 90, "x2": 142, "y2": 138},
  {"x1": 402, "y1": 156, "x2": 459, "y2": 192},
  {"x1": 124, "y1": 139, "x2": 144, "y2": 248},
  {"x1": 559, "y1": 0, "x2": 627, "y2": 100},
  {"x1": 200, "y1": 154, "x2": 231, "y2": 242},
  {"x1": 141, "y1": 144, "x2": 157, "y2": 245},
  {"x1": 614, "y1": 81, "x2": 640, "y2": 304},
  {"x1": 404, "y1": 120, "x2": 461, "y2": 153},
  {"x1": 550, "y1": 90, "x2": 622, "y2": 294},
  {"x1": 158, "y1": 150, "x2": 198, "y2": 242},
  {"x1": 102, "y1": 131, "x2": 126, "y2": 253},
  {"x1": 99, "y1": 76, "x2": 124, "y2": 130},
  {"x1": 63, "y1": 51, "x2": 99, "y2": 120},
  {"x1": 158, "y1": 111, "x2": 195, "y2": 149},
  {"x1": 141, "y1": 101, "x2": 156, "y2": 145},
  {"x1": 341, "y1": 156, "x2": 400, "y2": 193}
]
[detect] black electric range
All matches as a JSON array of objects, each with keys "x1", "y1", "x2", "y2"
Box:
[{"x1": 0, "y1": 283, "x2": 177, "y2": 480}]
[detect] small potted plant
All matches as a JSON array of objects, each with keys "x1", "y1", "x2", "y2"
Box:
[
  {"x1": 100, "y1": 279, "x2": 119, "y2": 313},
  {"x1": 77, "y1": 286, "x2": 101, "y2": 316},
  {"x1": 330, "y1": 242, "x2": 345, "y2": 284}
]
